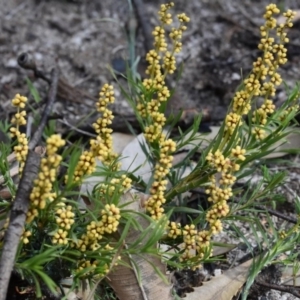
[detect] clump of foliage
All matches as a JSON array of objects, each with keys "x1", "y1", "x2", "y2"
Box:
[{"x1": 0, "y1": 2, "x2": 300, "y2": 300}]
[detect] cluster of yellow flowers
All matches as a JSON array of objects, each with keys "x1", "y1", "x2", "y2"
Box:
[
  {"x1": 138, "y1": 2, "x2": 189, "y2": 128},
  {"x1": 197, "y1": 4, "x2": 296, "y2": 257},
  {"x1": 201, "y1": 146, "x2": 246, "y2": 250},
  {"x1": 10, "y1": 94, "x2": 29, "y2": 173},
  {"x1": 75, "y1": 249, "x2": 121, "y2": 278},
  {"x1": 227, "y1": 4, "x2": 296, "y2": 140},
  {"x1": 27, "y1": 135, "x2": 65, "y2": 223},
  {"x1": 168, "y1": 221, "x2": 181, "y2": 238},
  {"x1": 90, "y1": 84, "x2": 118, "y2": 166},
  {"x1": 21, "y1": 229, "x2": 32, "y2": 245},
  {"x1": 9, "y1": 94, "x2": 71, "y2": 244},
  {"x1": 69, "y1": 84, "x2": 131, "y2": 273},
  {"x1": 137, "y1": 3, "x2": 189, "y2": 220},
  {"x1": 180, "y1": 227, "x2": 212, "y2": 263},
  {"x1": 72, "y1": 150, "x2": 96, "y2": 182},
  {"x1": 251, "y1": 7, "x2": 295, "y2": 139},
  {"x1": 73, "y1": 84, "x2": 118, "y2": 182},
  {"x1": 146, "y1": 138, "x2": 176, "y2": 219},
  {"x1": 73, "y1": 204, "x2": 121, "y2": 252},
  {"x1": 96, "y1": 174, "x2": 132, "y2": 198},
  {"x1": 76, "y1": 259, "x2": 101, "y2": 277},
  {"x1": 180, "y1": 224, "x2": 197, "y2": 261},
  {"x1": 52, "y1": 202, "x2": 75, "y2": 245},
  {"x1": 167, "y1": 147, "x2": 245, "y2": 261},
  {"x1": 168, "y1": 222, "x2": 211, "y2": 263}
]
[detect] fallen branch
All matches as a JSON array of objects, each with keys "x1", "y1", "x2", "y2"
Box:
[
  {"x1": 253, "y1": 204, "x2": 298, "y2": 224},
  {"x1": 230, "y1": 198, "x2": 298, "y2": 224},
  {"x1": 0, "y1": 150, "x2": 41, "y2": 300},
  {"x1": 0, "y1": 60, "x2": 60, "y2": 299},
  {"x1": 255, "y1": 280, "x2": 300, "y2": 298}
]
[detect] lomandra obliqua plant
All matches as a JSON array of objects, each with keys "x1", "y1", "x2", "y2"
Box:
[{"x1": 0, "y1": 2, "x2": 300, "y2": 299}]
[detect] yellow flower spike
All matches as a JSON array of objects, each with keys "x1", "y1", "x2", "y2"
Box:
[
  {"x1": 206, "y1": 185, "x2": 233, "y2": 203},
  {"x1": 200, "y1": 6, "x2": 297, "y2": 265},
  {"x1": 52, "y1": 228, "x2": 69, "y2": 245},
  {"x1": 27, "y1": 135, "x2": 65, "y2": 223},
  {"x1": 73, "y1": 84, "x2": 118, "y2": 182},
  {"x1": 153, "y1": 26, "x2": 168, "y2": 53},
  {"x1": 73, "y1": 150, "x2": 96, "y2": 182},
  {"x1": 53, "y1": 201, "x2": 75, "y2": 235},
  {"x1": 206, "y1": 150, "x2": 231, "y2": 173},
  {"x1": 91, "y1": 84, "x2": 118, "y2": 167},
  {"x1": 10, "y1": 94, "x2": 29, "y2": 173},
  {"x1": 169, "y1": 28, "x2": 182, "y2": 41},
  {"x1": 183, "y1": 224, "x2": 197, "y2": 236},
  {"x1": 139, "y1": 4, "x2": 189, "y2": 221},
  {"x1": 158, "y1": 2, "x2": 174, "y2": 25},
  {"x1": 162, "y1": 51, "x2": 176, "y2": 74},
  {"x1": 157, "y1": 86, "x2": 170, "y2": 102}
]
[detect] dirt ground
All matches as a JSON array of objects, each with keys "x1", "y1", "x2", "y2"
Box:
[
  {"x1": 1, "y1": 0, "x2": 300, "y2": 299},
  {"x1": 1, "y1": 0, "x2": 300, "y2": 123}
]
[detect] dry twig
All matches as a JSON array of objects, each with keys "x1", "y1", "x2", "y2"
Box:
[
  {"x1": 0, "y1": 150, "x2": 41, "y2": 300},
  {"x1": 253, "y1": 204, "x2": 298, "y2": 224},
  {"x1": 255, "y1": 280, "x2": 300, "y2": 298},
  {"x1": 0, "y1": 61, "x2": 62, "y2": 299}
]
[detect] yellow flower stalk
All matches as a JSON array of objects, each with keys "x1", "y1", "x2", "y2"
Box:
[
  {"x1": 70, "y1": 83, "x2": 131, "y2": 258},
  {"x1": 90, "y1": 84, "x2": 117, "y2": 166},
  {"x1": 27, "y1": 134, "x2": 65, "y2": 224},
  {"x1": 10, "y1": 94, "x2": 29, "y2": 173},
  {"x1": 73, "y1": 83, "x2": 119, "y2": 182},
  {"x1": 52, "y1": 202, "x2": 75, "y2": 245},
  {"x1": 165, "y1": 4, "x2": 294, "y2": 261},
  {"x1": 73, "y1": 204, "x2": 121, "y2": 252},
  {"x1": 201, "y1": 4, "x2": 296, "y2": 254},
  {"x1": 136, "y1": 3, "x2": 189, "y2": 220}
]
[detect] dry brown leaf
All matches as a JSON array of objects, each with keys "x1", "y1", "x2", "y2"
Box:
[{"x1": 185, "y1": 259, "x2": 252, "y2": 300}]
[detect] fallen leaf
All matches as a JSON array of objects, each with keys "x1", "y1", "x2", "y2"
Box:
[{"x1": 185, "y1": 259, "x2": 252, "y2": 300}]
